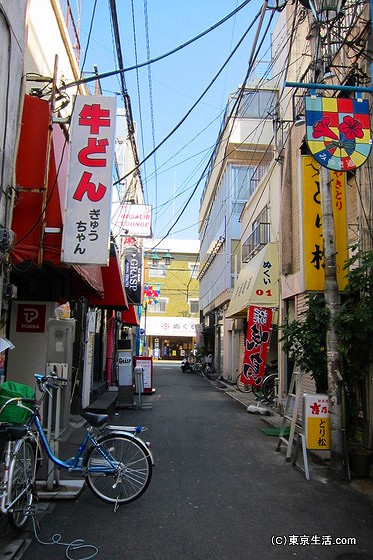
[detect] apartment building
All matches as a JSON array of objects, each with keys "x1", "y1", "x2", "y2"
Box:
[
  {"x1": 141, "y1": 239, "x2": 200, "y2": 361},
  {"x1": 198, "y1": 84, "x2": 278, "y2": 381}
]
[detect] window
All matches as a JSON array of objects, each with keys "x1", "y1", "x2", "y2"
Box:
[
  {"x1": 189, "y1": 263, "x2": 199, "y2": 278},
  {"x1": 237, "y1": 89, "x2": 277, "y2": 119},
  {"x1": 242, "y1": 206, "x2": 270, "y2": 262},
  {"x1": 148, "y1": 298, "x2": 167, "y2": 313},
  {"x1": 189, "y1": 300, "x2": 199, "y2": 314},
  {"x1": 231, "y1": 166, "x2": 255, "y2": 211},
  {"x1": 148, "y1": 265, "x2": 166, "y2": 278}
]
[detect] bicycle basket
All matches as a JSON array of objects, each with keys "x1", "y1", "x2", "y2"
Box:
[{"x1": 0, "y1": 381, "x2": 35, "y2": 424}]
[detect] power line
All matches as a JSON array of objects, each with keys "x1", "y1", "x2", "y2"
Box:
[
  {"x1": 62, "y1": 0, "x2": 255, "y2": 91},
  {"x1": 143, "y1": 0, "x2": 158, "y2": 233},
  {"x1": 131, "y1": 0, "x2": 148, "y2": 204},
  {"x1": 157, "y1": 4, "x2": 293, "y2": 251},
  {"x1": 108, "y1": 0, "x2": 144, "y2": 196},
  {"x1": 113, "y1": 9, "x2": 263, "y2": 186}
]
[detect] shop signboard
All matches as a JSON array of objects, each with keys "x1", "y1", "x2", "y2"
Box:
[
  {"x1": 114, "y1": 204, "x2": 152, "y2": 238},
  {"x1": 303, "y1": 394, "x2": 330, "y2": 450},
  {"x1": 134, "y1": 356, "x2": 154, "y2": 393},
  {"x1": 305, "y1": 96, "x2": 371, "y2": 171},
  {"x1": 16, "y1": 304, "x2": 46, "y2": 333},
  {"x1": 124, "y1": 248, "x2": 143, "y2": 305},
  {"x1": 62, "y1": 95, "x2": 116, "y2": 265},
  {"x1": 302, "y1": 156, "x2": 348, "y2": 291}
]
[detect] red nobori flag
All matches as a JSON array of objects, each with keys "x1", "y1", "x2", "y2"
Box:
[{"x1": 240, "y1": 306, "x2": 272, "y2": 387}]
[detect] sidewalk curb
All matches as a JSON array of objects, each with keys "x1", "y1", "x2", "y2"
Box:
[{"x1": 211, "y1": 375, "x2": 373, "y2": 500}]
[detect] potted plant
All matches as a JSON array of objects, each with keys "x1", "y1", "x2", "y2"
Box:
[{"x1": 346, "y1": 442, "x2": 372, "y2": 477}]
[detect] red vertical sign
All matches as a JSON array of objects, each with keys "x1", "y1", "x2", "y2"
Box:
[{"x1": 240, "y1": 305, "x2": 272, "y2": 387}]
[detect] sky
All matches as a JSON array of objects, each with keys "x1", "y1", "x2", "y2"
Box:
[{"x1": 75, "y1": 0, "x2": 278, "y2": 241}]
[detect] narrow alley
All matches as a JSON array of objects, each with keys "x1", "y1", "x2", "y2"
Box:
[{"x1": 4, "y1": 362, "x2": 373, "y2": 560}]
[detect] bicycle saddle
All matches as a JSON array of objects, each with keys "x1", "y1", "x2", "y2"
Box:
[
  {"x1": 0, "y1": 424, "x2": 28, "y2": 440},
  {"x1": 81, "y1": 411, "x2": 108, "y2": 427}
]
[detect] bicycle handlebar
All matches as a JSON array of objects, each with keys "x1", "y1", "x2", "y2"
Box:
[
  {"x1": 34, "y1": 372, "x2": 67, "y2": 392},
  {"x1": 0, "y1": 373, "x2": 66, "y2": 418}
]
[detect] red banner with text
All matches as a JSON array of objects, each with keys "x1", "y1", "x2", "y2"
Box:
[{"x1": 240, "y1": 305, "x2": 272, "y2": 387}]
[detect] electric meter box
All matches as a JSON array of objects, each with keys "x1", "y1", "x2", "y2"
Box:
[
  {"x1": 46, "y1": 319, "x2": 75, "y2": 366},
  {"x1": 46, "y1": 318, "x2": 76, "y2": 432}
]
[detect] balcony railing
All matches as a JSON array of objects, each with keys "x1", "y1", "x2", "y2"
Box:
[
  {"x1": 249, "y1": 162, "x2": 271, "y2": 195},
  {"x1": 242, "y1": 222, "x2": 270, "y2": 263}
]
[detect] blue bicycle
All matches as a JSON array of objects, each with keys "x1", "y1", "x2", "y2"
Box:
[{"x1": 0, "y1": 373, "x2": 153, "y2": 529}]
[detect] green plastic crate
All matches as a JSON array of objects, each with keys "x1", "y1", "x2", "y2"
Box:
[{"x1": 0, "y1": 381, "x2": 35, "y2": 424}]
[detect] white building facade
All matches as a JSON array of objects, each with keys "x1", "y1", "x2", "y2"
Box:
[{"x1": 199, "y1": 86, "x2": 278, "y2": 381}]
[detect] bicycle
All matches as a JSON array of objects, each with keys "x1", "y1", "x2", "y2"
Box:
[
  {"x1": 235, "y1": 373, "x2": 254, "y2": 393},
  {"x1": 181, "y1": 355, "x2": 203, "y2": 374},
  {"x1": 235, "y1": 370, "x2": 264, "y2": 395},
  {"x1": 260, "y1": 372, "x2": 278, "y2": 404},
  {"x1": 0, "y1": 421, "x2": 35, "y2": 530},
  {"x1": 0, "y1": 373, "x2": 154, "y2": 529},
  {"x1": 235, "y1": 360, "x2": 278, "y2": 398}
]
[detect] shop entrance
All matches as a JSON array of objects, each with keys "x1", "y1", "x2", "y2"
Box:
[{"x1": 151, "y1": 337, "x2": 195, "y2": 360}]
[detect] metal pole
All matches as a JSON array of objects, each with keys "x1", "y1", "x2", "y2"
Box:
[
  {"x1": 285, "y1": 80, "x2": 373, "y2": 94},
  {"x1": 319, "y1": 166, "x2": 344, "y2": 478},
  {"x1": 39, "y1": 55, "x2": 58, "y2": 266},
  {"x1": 54, "y1": 371, "x2": 61, "y2": 486},
  {"x1": 46, "y1": 390, "x2": 54, "y2": 491}
]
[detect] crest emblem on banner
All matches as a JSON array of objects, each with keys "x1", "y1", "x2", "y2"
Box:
[{"x1": 305, "y1": 96, "x2": 372, "y2": 171}]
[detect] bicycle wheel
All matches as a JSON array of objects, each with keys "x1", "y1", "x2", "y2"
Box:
[
  {"x1": 7, "y1": 438, "x2": 35, "y2": 531},
  {"x1": 261, "y1": 373, "x2": 278, "y2": 403},
  {"x1": 193, "y1": 362, "x2": 202, "y2": 374},
  {"x1": 251, "y1": 385, "x2": 262, "y2": 398},
  {"x1": 85, "y1": 434, "x2": 152, "y2": 505},
  {"x1": 235, "y1": 375, "x2": 251, "y2": 393}
]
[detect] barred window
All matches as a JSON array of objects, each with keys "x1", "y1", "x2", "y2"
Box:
[
  {"x1": 148, "y1": 298, "x2": 167, "y2": 313},
  {"x1": 189, "y1": 300, "x2": 199, "y2": 314}
]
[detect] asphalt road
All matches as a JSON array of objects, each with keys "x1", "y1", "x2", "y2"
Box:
[{"x1": 6, "y1": 362, "x2": 373, "y2": 559}]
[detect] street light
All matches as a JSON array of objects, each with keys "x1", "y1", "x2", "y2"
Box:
[
  {"x1": 299, "y1": 0, "x2": 344, "y2": 22},
  {"x1": 149, "y1": 249, "x2": 173, "y2": 268},
  {"x1": 150, "y1": 250, "x2": 162, "y2": 268},
  {"x1": 163, "y1": 251, "x2": 174, "y2": 267}
]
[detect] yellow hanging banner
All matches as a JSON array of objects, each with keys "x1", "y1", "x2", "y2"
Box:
[{"x1": 302, "y1": 156, "x2": 348, "y2": 291}]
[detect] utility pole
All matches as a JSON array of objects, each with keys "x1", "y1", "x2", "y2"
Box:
[
  {"x1": 319, "y1": 166, "x2": 344, "y2": 478},
  {"x1": 286, "y1": 0, "x2": 353, "y2": 479}
]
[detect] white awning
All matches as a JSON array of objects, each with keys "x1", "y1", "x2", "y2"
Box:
[{"x1": 226, "y1": 242, "x2": 279, "y2": 318}]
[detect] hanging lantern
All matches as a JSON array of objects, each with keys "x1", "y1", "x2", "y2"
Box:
[
  {"x1": 299, "y1": 0, "x2": 344, "y2": 22},
  {"x1": 150, "y1": 250, "x2": 162, "y2": 268},
  {"x1": 163, "y1": 251, "x2": 174, "y2": 267}
]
